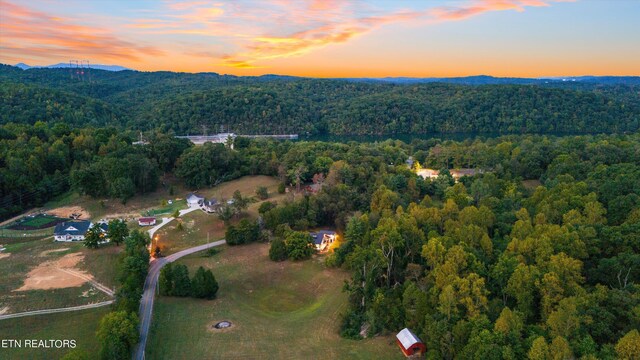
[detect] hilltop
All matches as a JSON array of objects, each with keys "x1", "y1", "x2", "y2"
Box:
[{"x1": 1, "y1": 64, "x2": 639, "y2": 135}]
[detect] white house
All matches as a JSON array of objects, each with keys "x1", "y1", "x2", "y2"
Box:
[
  {"x1": 54, "y1": 221, "x2": 108, "y2": 242},
  {"x1": 186, "y1": 193, "x2": 205, "y2": 207}
]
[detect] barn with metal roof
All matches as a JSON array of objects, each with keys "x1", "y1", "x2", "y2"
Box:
[{"x1": 396, "y1": 328, "x2": 426, "y2": 357}]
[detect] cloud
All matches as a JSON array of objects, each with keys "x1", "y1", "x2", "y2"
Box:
[
  {"x1": 430, "y1": 0, "x2": 568, "y2": 21},
  {"x1": 217, "y1": 3, "x2": 426, "y2": 68},
  {"x1": 0, "y1": 0, "x2": 576, "y2": 71},
  {"x1": 0, "y1": 0, "x2": 163, "y2": 63}
]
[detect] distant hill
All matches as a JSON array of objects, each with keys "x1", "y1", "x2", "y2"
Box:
[
  {"x1": 0, "y1": 64, "x2": 638, "y2": 135},
  {"x1": 344, "y1": 75, "x2": 640, "y2": 86},
  {"x1": 14, "y1": 62, "x2": 131, "y2": 72}
]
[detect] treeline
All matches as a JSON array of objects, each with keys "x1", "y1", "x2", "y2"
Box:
[
  {"x1": 1, "y1": 65, "x2": 638, "y2": 135},
  {"x1": 0, "y1": 123, "x2": 191, "y2": 220}
]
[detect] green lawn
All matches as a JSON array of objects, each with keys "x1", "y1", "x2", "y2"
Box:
[
  {"x1": 143, "y1": 199, "x2": 187, "y2": 217},
  {"x1": 146, "y1": 243, "x2": 402, "y2": 360},
  {"x1": 0, "y1": 307, "x2": 109, "y2": 359}
]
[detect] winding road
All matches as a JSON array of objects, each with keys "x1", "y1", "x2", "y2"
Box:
[{"x1": 133, "y1": 239, "x2": 226, "y2": 360}]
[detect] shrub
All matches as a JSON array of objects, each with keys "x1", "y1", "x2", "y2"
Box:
[
  {"x1": 256, "y1": 186, "x2": 269, "y2": 200},
  {"x1": 258, "y1": 201, "x2": 276, "y2": 214},
  {"x1": 278, "y1": 183, "x2": 286, "y2": 194}
]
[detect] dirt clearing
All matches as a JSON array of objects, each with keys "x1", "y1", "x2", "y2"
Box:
[
  {"x1": 47, "y1": 206, "x2": 90, "y2": 220},
  {"x1": 15, "y1": 252, "x2": 91, "y2": 291}
]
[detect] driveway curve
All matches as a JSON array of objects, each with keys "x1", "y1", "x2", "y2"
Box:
[{"x1": 133, "y1": 239, "x2": 226, "y2": 360}]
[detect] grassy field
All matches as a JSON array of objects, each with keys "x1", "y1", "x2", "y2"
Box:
[
  {"x1": 154, "y1": 176, "x2": 288, "y2": 255},
  {"x1": 0, "y1": 227, "x2": 54, "y2": 239},
  {"x1": 0, "y1": 237, "x2": 120, "y2": 313},
  {"x1": 0, "y1": 307, "x2": 109, "y2": 359},
  {"x1": 146, "y1": 243, "x2": 402, "y2": 360}
]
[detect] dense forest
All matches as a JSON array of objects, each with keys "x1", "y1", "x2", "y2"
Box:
[
  {"x1": 246, "y1": 134, "x2": 640, "y2": 359},
  {"x1": 1, "y1": 65, "x2": 638, "y2": 135},
  {"x1": 2, "y1": 118, "x2": 640, "y2": 358}
]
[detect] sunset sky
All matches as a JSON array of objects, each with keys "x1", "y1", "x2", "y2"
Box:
[{"x1": 1, "y1": 0, "x2": 639, "y2": 77}]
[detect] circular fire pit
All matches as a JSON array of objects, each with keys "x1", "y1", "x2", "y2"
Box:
[{"x1": 213, "y1": 321, "x2": 232, "y2": 329}]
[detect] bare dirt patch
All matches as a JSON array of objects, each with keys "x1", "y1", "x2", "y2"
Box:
[
  {"x1": 15, "y1": 252, "x2": 91, "y2": 291},
  {"x1": 0, "y1": 253, "x2": 9, "y2": 260},
  {"x1": 39, "y1": 248, "x2": 69, "y2": 257},
  {"x1": 47, "y1": 206, "x2": 90, "y2": 220}
]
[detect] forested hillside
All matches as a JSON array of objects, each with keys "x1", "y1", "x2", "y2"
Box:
[{"x1": 1, "y1": 65, "x2": 638, "y2": 135}]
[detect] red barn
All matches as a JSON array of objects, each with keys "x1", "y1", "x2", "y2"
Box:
[
  {"x1": 396, "y1": 328, "x2": 426, "y2": 357},
  {"x1": 138, "y1": 217, "x2": 157, "y2": 226}
]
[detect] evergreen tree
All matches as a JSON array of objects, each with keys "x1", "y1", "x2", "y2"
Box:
[
  {"x1": 172, "y1": 264, "x2": 191, "y2": 297},
  {"x1": 269, "y1": 238, "x2": 288, "y2": 261},
  {"x1": 159, "y1": 263, "x2": 174, "y2": 296}
]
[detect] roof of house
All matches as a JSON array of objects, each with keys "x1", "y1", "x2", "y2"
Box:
[
  {"x1": 396, "y1": 328, "x2": 423, "y2": 349},
  {"x1": 139, "y1": 217, "x2": 156, "y2": 222},
  {"x1": 186, "y1": 193, "x2": 205, "y2": 202},
  {"x1": 204, "y1": 198, "x2": 218, "y2": 206},
  {"x1": 54, "y1": 221, "x2": 92, "y2": 236},
  {"x1": 309, "y1": 230, "x2": 336, "y2": 245}
]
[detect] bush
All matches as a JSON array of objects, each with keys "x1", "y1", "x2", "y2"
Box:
[
  {"x1": 340, "y1": 310, "x2": 364, "y2": 340},
  {"x1": 256, "y1": 186, "x2": 269, "y2": 200},
  {"x1": 278, "y1": 183, "x2": 286, "y2": 194},
  {"x1": 203, "y1": 248, "x2": 220, "y2": 257},
  {"x1": 269, "y1": 238, "x2": 288, "y2": 261},
  {"x1": 258, "y1": 201, "x2": 276, "y2": 214}
]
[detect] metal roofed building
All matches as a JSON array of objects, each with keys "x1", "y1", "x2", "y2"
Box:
[{"x1": 396, "y1": 328, "x2": 426, "y2": 357}]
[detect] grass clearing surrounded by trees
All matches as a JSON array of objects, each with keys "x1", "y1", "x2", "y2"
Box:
[{"x1": 146, "y1": 243, "x2": 401, "y2": 360}]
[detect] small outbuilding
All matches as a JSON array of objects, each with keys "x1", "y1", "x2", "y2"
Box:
[
  {"x1": 396, "y1": 328, "x2": 426, "y2": 357},
  {"x1": 138, "y1": 217, "x2": 157, "y2": 226}
]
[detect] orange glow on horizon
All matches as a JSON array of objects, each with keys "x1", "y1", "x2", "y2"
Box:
[{"x1": 1, "y1": 0, "x2": 638, "y2": 77}]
